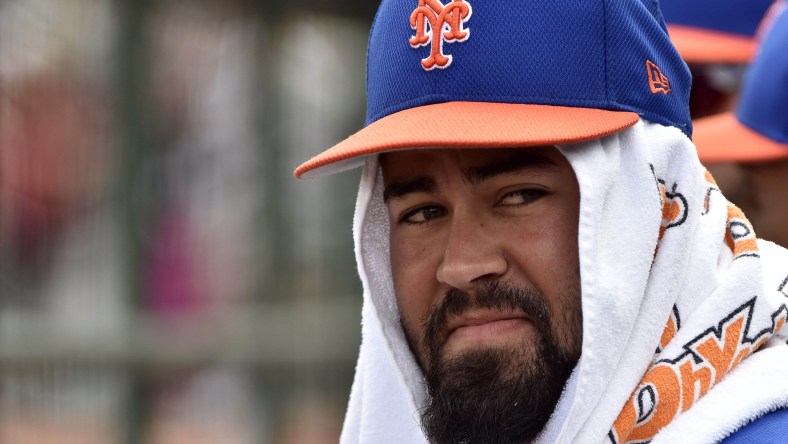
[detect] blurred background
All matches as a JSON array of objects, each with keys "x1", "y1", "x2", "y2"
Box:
[
  {"x1": 2, "y1": 0, "x2": 786, "y2": 443},
  {"x1": 0, "y1": 1, "x2": 377, "y2": 442}
]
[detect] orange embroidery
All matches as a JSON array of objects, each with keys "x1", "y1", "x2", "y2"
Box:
[
  {"x1": 702, "y1": 169, "x2": 720, "y2": 215},
  {"x1": 410, "y1": 0, "x2": 472, "y2": 70},
  {"x1": 657, "y1": 307, "x2": 680, "y2": 354},
  {"x1": 655, "y1": 179, "x2": 687, "y2": 255},
  {"x1": 725, "y1": 204, "x2": 759, "y2": 259},
  {"x1": 609, "y1": 302, "x2": 788, "y2": 444},
  {"x1": 678, "y1": 360, "x2": 711, "y2": 413},
  {"x1": 646, "y1": 60, "x2": 671, "y2": 95}
]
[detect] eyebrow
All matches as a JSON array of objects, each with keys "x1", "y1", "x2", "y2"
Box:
[
  {"x1": 382, "y1": 151, "x2": 560, "y2": 203},
  {"x1": 383, "y1": 176, "x2": 437, "y2": 203},
  {"x1": 464, "y1": 152, "x2": 559, "y2": 185}
]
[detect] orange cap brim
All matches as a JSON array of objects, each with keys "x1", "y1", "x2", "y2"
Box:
[
  {"x1": 294, "y1": 102, "x2": 639, "y2": 178},
  {"x1": 694, "y1": 112, "x2": 788, "y2": 163},
  {"x1": 667, "y1": 25, "x2": 757, "y2": 64}
]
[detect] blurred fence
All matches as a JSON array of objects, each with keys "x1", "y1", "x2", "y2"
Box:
[{"x1": 0, "y1": 1, "x2": 373, "y2": 442}]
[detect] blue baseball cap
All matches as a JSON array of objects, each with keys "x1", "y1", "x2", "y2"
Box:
[
  {"x1": 295, "y1": 0, "x2": 692, "y2": 179},
  {"x1": 694, "y1": 2, "x2": 788, "y2": 162},
  {"x1": 660, "y1": 0, "x2": 775, "y2": 64}
]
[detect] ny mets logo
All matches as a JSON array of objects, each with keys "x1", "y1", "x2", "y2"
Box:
[{"x1": 409, "y1": 0, "x2": 473, "y2": 70}]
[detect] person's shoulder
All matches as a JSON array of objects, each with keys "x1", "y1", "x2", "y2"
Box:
[{"x1": 721, "y1": 407, "x2": 788, "y2": 443}]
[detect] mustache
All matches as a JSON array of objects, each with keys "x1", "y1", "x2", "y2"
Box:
[{"x1": 423, "y1": 281, "x2": 551, "y2": 361}]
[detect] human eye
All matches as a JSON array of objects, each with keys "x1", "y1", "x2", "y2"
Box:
[
  {"x1": 399, "y1": 205, "x2": 447, "y2": 225},
  {"x1": 498, "y1": 188, "x2": 548, "y2": 207}
]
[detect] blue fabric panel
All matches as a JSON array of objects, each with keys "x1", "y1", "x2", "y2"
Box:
[
  {"x1": 365, "y1": 0, "x2": 692, "y2": 136},
  {"x1": 660, "y1": 0, "x2": 774, "y2": 37},
  {"x1": 721, "y1": 407, "x2": 788, "y2": 443},
  {"x1": 736, "y1": 7, "x2": 788, "y2": 144}
]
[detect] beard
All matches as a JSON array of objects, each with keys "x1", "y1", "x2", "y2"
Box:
[{"x1": 408, "y1": 281, "x2": 581, "y2": 444}]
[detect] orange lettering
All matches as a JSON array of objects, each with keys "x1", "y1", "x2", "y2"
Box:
[
  {"x1": 443, "y1": 1, "x2": 470, "y2": 40},
  {"x1": 659, "y1": 316, "x2": 676, "y2": 352},
  {"x1": 611, "y1": 303, "x2": 788, "y2": 443},
  {"x1": 694, "y1": 315, "x2": 745, "y2": 384},
  {"x1": 611, "y1": 393, "x2": 637, "y2": 444},
  {"x1": 614, "y1": 364, "x2": 681, "y2": 443},
  {"x1": 409, "y1": 4, "x2": 429, "y2": 46},
  {"x1": 629, "y1": 365, "x2": 682, "y2": 441},
  {"x1": 658, "y1": 308, "x2": 679, "y2": 353},
  {"x1": 678, "y1": 361, "x2": 711, "y2": 412},
  {"x1": 724, "y1": 203, "x2": 759, "y2": 258},
  {"x1": 409, "y1": 0, "x2": 472, "y2": 70},
  {"x1": 776, "y1": 314, "x2": 786, "y2": 332}
]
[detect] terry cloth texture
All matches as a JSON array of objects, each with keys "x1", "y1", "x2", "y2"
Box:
[{"x1": 341, "y1": 120, "x2": 788, "y2": 444}]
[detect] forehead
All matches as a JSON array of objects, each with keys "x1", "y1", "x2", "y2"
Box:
[{"x1": 380, "y1": 146, "x2": 573, "y2": 182}]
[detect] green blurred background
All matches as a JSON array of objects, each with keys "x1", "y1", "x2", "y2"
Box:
[{"x1": 0, "y1": 1, "x2": 375, "y2": 442}]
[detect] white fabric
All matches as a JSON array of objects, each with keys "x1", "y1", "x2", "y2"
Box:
[
  {"x1": 652, "y1": 240, "x2": 788, "y2": 444},
  {"x1": 340, "y1": 120, "x2": 788, "y2": 444}
]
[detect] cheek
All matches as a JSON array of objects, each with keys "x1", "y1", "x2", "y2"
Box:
[
  {"x1": 524, "y1": 210, "x2": 582, "y2": 352},
  {"x1": 545, "y1": 202, "x2": 582, "y2": 350},
  {"x1": 509, "y1": 200, "x2": 578, "y2": 270},
  {"x1": 390, "y1": 233, "x2": 443, "y2": 336},
  {"x1": 502, "y1": 200, "x2": 580, "y2": 315}
]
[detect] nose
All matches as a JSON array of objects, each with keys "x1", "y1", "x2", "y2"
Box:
[{"x1": 436, "y1": 214, "x2": 508, "y2": 292}]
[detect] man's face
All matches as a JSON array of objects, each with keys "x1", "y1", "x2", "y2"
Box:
[{"x1": 381, "y1": 147, "x2": 583, "y2": 443}]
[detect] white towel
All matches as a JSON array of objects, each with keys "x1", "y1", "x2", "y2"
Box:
[
  {"x1": 340, "y1": 119, "x2": 788, "y2": 444},
  {"x1": 644, "y1": 239, "x2": 788, "y2": 444}
]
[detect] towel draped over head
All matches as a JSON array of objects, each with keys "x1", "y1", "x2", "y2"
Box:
[{"x1": 342, "y1": 120, "x2": 788, "y2": 443}]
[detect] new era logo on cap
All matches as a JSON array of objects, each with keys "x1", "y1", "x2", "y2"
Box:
[
  {"x1": 647, "y1": 60, "x2": 671, "y2": 95},
  {"x1": 409, "y1": 0, "x2": 473, "y2": 70}
]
